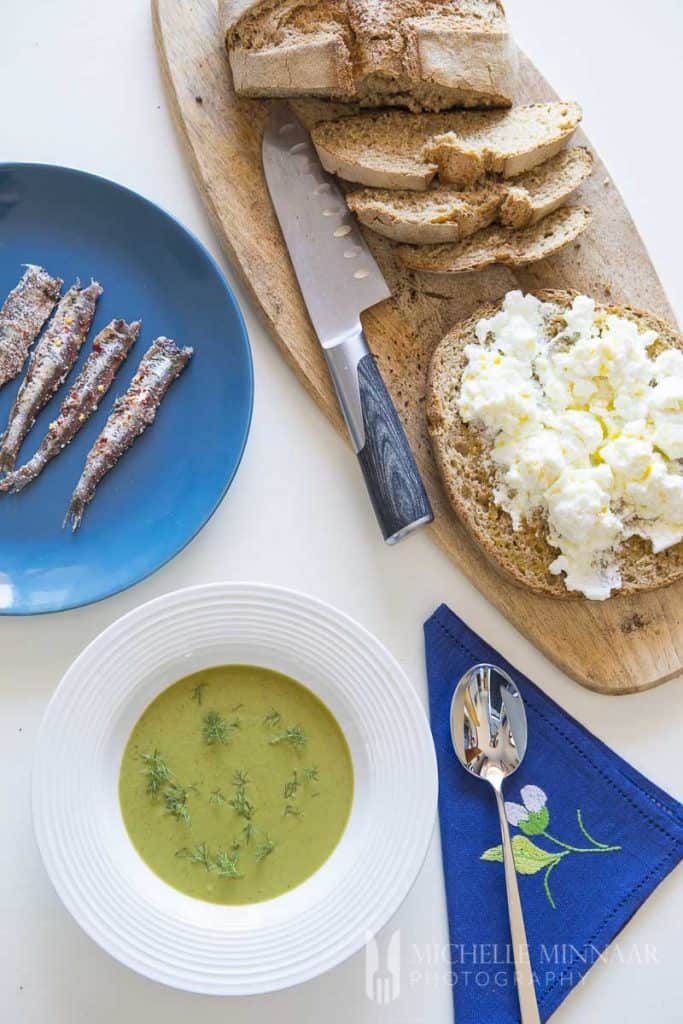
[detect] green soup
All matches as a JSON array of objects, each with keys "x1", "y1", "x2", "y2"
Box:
[{"x1": 119, "y1": 665, "x2": 354, "y2": 904}]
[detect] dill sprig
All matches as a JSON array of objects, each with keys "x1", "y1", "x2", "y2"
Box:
[
  {"x1": 230, "y1": 787, "x2": 255, "y2": 820},
  {"x1": 191, "y1": 842, "x2": 213, "y2": 869},
  {"x1": 141, "y1": 751, "x2": 194, "y2": 823},
  {"x1": 209, "y1": 788, "x2": 226, "y2": 806},
  {"x1": 164, "y1": 783, "x2": 193, "y2": 824},
  {"x1": 283, "y1": 770, "x2": 299, "y2": 800},
  {"x1": 191, "y1": 682, "x2": 207, "y2": 705},
  {"x1": 230, "y1": 769, "x2": 255, "y2": 820},
  {"x1": 177, "y1": 843, "x2": 244, "y2": 879},
  {"x1": 263, "y1": 708, "x2": 282, "y2": 728},
  {"x1": 270, "y1": 725, "x2": 308, "y2": 752},
  {"x1": 242, "y1": 822, "x2": 256, "y2": 844},
  {"x1": 214, "y1": 849, "x2": 243, "y2": 879},
  {"x1": 175, "y1": 842, "x2": 212, "y2": 869},
  {"x1": 141, "y1": 750, "x2": 173, "y2": 794},
  {"x1": 255, "y1": 837, "x2": 276, "y2": 862},
  {"x1": 284, "y1": 804, "x2": 302, "y2": 818},
  {"x1": 202, "y1": 710, "x2": 240, "y2": 745},
  {"x1": 302, "y1": 766, "x2": 319, "y2": 783}
]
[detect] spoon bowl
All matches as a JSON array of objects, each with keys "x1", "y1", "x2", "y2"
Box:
[{"x1": 450, "y1": 663, "x2": 528, "y2": 788}]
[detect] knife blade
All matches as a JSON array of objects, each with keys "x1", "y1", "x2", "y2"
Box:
[{"x1": 263, "y1": 102, "x2": 433, "y2": 544}]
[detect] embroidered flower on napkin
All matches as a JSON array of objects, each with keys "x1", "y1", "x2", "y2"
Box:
[{"x1": 481, "y1": 784, "x2": 621, "y2": 909}]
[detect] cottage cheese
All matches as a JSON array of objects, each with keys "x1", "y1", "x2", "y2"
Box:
[{"x1": 457, "y1": 291, "x2": 683, "y2": 599}]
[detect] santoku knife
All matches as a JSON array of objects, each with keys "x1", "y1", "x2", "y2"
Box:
[{"x1": 262, "y1": 102, "x2": 433, "y2": 544}]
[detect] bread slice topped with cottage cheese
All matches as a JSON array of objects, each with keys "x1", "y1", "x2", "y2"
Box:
[
  {"x1": 220, "y1": 0, "x2": 518, "y2": 112},
  {"x1": 427, "y1": 290, "x2": 683, "y2": 600}
]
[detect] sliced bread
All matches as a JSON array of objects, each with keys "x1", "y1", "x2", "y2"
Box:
[
  {"x1": 313, "y1": 110, "x2": 443, "y2": 189},
  {"x1": 427, "y1": 291, "x2": 683, "y2": 597},
  {"x1": 497, "y1": 145, "x2": 593, "y2": 227},
  {"x1": 347, "y1": 146, "x2": 593, "y2": 243},
  {"x1": 425, "y1": 101, "x2": 582, "y2": 185},
  {"x1": 397, "y1": 205, "x2": 591, "y2": 273},
  {"x1": 311, "y1": 102, "x2": 582, "y2": 190},
  {"x1": 221, "y1": 0, "x2": 518, "y2": 112}
]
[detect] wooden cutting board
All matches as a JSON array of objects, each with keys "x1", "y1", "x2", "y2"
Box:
[{"x1": 153, "y1": 0, "x2": 683, "y2": 694}]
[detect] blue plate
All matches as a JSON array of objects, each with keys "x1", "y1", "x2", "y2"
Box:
[{"x1": 0, "y1": 164, "x2": 253, "y2": 614}]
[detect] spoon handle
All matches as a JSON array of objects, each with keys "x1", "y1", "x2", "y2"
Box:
[{"x1": 494, "y1": 786, "x2": 542, "y2": 1024}]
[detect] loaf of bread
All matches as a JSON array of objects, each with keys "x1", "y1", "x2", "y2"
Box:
[
  {"x1": 347, "y1": 146, "x2": 593, "y2": 242},
  {"x1": 311, "y1": 102, "x2": 582, "y2": 189},
  {"x1": 221, "y1": 0, "x2": 518, "y2": 112},
  {"x1": 427, "y1": 291, "x2": 683, "y2": 598}
]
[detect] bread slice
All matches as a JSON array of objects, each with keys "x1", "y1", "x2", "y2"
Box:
[
  {"x1": 347, "y1": 146, "x2": 593, "y2": 243},
  {"x1": 349, "y1": 183, "x2": 503, "y2": 243},
  {"x1": 497, "y1": 145, "x2": 593, "y2": 228},
  {"x1": 221, "y1": 0, "x2": 518, "y2": 112},
  {"x1": 424, "y1": 101, "x2": 582, "y2": 185},
  {"x1": 311, "y1": 102, "x2": 581, "y2": 190},
  {"x1": 397, "y1": 205, "x2": 591, "y2": 273},
  {"x1": 313, "y1": 110, "x2": 442, "y2": 189},
  {"x1": 427, "y1": 290, "x2": 683, "y2": 598}
]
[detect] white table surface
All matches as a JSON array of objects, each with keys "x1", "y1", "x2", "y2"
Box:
[{"x1": 1, "y1": 1, "x2": 681, "y2": 1021}]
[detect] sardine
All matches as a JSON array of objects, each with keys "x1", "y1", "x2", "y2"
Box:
[
  {"x1": 0, "y1": 265, "x2": 63, "y2": 388},
  {"x1": 0, "y1": 279, "x2": 102, "y2": 472},
  {"x1": 65, "y1": 336, "x2": 193, "y2": 530},
  {"x1": 0, "y1": 318, "x2": 140, "y2": 494}
]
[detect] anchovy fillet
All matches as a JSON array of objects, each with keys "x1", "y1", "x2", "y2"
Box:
[
  {"x1": 0, "y1": 318, "x2": 140, "y2": 494},
  {"x1": 0, "y1": 279, "x2": 102, "y2": 472},
  {"x1": 65, "y1": 336, "x2": 192, "y2": 530},
  {"x1": 0, "y1": 265, "x2": 63, "y2": 388}
]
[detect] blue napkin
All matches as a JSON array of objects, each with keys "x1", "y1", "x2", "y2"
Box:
[{"x1": 425, "y1": 604, "x2": 683, "y2": 1024}]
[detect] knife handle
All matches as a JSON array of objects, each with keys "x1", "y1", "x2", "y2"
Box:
[{"x1": 325, "y1": 332, "x2": 433, "y2": 544}]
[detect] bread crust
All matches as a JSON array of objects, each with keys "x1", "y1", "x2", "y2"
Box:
[
  {"x1": 230, "y1": 36, "x2": 354, "y2": 97},
  {"x1": 220, "y1": 1, "x2": 518, "y2": 111},
  {"x1": 427, "y1": 290, "x2": 683, "y2": 599},
  {"x1": 221, "y1": 0, "x2": 266, "y2": 34}
]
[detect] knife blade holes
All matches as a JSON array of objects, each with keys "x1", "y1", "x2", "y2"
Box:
[
  {"x1": 344, "y1": 247, "x2": 361, "y2": 259},
  {"x1": 289, "y1": 142, "x2": 308, "y2": 154},
  {"x1": 322, "y1": 207, "x2": 341, "y2": 216},
  {"x1": 333, "y1": 226, "x2": 352, "y2": 237},
  {"x1": 354, "y1": 269, "x2": 370, "y2": 279}
]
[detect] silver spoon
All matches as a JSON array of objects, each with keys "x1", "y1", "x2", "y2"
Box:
[{"x1": 451, "y1": 663, "x2": 541, "y2": 1024}]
